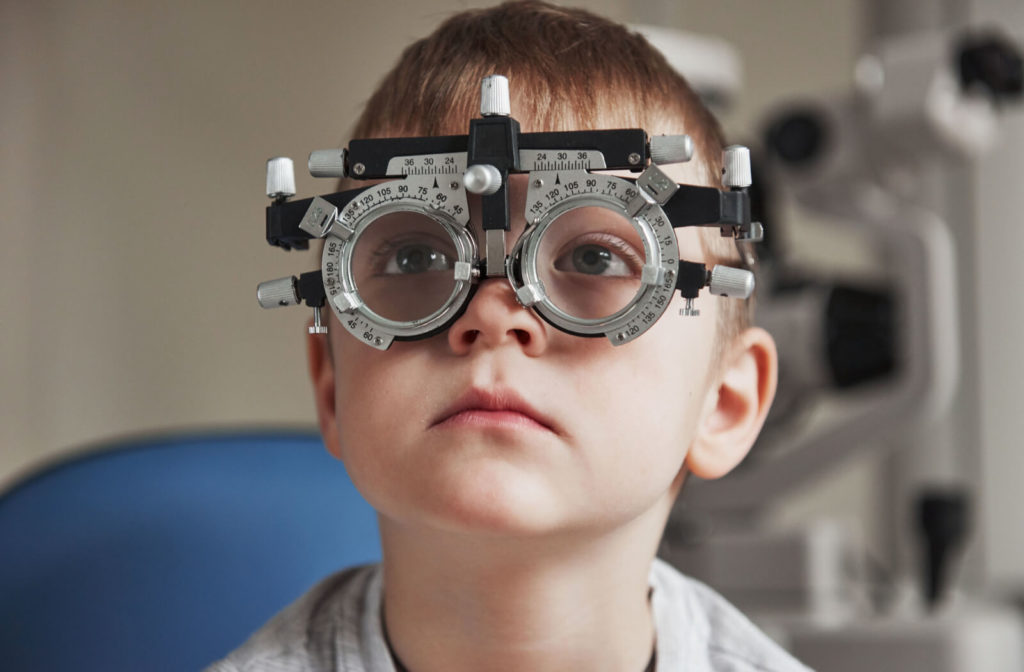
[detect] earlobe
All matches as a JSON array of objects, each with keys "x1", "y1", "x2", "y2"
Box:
[
  {"x1": 306, "y1": 324, "x2": 342, "y2": 458},
  {"x1": 686, "y1": 327, "x2": 778, "y2": 480}
]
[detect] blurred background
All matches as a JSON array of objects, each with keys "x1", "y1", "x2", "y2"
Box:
[{"x1": 3, "y1": 0, "x2": 1024, "y2": 669}]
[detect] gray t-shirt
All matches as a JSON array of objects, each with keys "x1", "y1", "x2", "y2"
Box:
[{"x1": 206, "y1": 559, "x2": 811, "y2": 671}]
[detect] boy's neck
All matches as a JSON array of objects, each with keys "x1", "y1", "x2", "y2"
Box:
[{"x1": 378, "y1": 499, "x2": 671, "y2": 672}]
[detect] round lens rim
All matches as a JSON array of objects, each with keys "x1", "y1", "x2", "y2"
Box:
[
  {"x1": 514, "y1": 195, "x2": 660, "y2": 336},
  {"x1": 325, "y1": 200, "x2": 476, "y2": 341}
]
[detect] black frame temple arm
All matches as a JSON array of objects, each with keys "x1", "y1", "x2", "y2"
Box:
[
  {"x1": 266, "y1": 189, "x2": 366, "y2": 250},
  {"x1": 662, "y1": 185, "x2": 749, "y2": 229}
]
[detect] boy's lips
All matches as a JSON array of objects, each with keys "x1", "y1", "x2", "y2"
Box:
[{"x1": 432, "y1": 388, "x2": 560, "y2": 434}]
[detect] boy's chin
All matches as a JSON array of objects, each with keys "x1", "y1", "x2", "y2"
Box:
[
  {"x1": 375, "y1": 463, "x2": 597, "y2": 540},
  {"x1": 383, "y1": 470, "x2": 660, "y2": 544},
  {"x1": 421, "y1": 470, "x2": 573, "y2": 538}
]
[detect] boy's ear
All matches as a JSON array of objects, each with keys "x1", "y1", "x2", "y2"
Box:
[
  {"x1": 306, "y1": 322, "x2": 342, "y2": 458},
  {"x1": 686, "y1": 326, "x2": 778, "y2": 480}
]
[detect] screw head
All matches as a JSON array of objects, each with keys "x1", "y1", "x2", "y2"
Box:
[
  {"x1": 532, "y1": 178, "x2": 544, "y2": 188},
  {"x1": 450, "y1": 180, "x2": 459, "y2": 190},
  {"x1": 374, "y1": 336, "x2": 383, "y2": 346},
  {"x1": 628, "y1": 152, "x2": 642, "y2": 165},
  {"x1": 353, "y1": 163, "x2": 366, "y2": 176}
]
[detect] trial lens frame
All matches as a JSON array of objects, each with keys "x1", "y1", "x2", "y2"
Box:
[{"x1": 258, "y1": 75, "x2": 762, "y2": 349}]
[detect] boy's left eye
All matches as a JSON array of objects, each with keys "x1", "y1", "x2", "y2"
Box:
[
  {"x1": 550, "y1": 234, "x2": 642, "y2": 277},
  {"x1": 554, "y1": 243, "x2": 631, "y2": 276}
]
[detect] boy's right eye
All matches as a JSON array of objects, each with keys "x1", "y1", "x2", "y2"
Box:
[
  {"x1": 350, "y1": 208, "x2": 460, "y2": 280},
  {"x1": 352, "y1": 227, "x2": 462, "y2": 322},
  {"x1": 380, "y1": 243, "x2": 454, "y2": 275}
]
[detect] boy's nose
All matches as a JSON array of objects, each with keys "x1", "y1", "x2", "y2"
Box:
[{"x1": 446, "y1": 278, "x2": 548, "y2": 355}]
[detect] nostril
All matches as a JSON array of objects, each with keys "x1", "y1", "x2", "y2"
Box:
[{"x1": 513, "y1": 329, "x2": 530, "y2": 346}]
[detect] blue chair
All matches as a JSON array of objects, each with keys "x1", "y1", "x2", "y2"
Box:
[{"x1": 0, "y1": 430, "x2": 381, "y2": 672}]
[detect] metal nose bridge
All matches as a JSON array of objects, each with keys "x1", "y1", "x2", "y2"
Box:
[
  {"x1": 481, "y1": 228, "x2": 507, "y2": 279},
  {"x1": 470, "y1": 227, "x2": 517, "y2": 297},
  {"x1": 468, "y1": 174, "x2": 533, "y2": 283},
  {"x1": 464, "y1": 223, "x2": 542, "y2": 311}
]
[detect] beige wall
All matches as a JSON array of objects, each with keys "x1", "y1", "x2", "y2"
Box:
[{"x1": 0, "y1": 0, "x2": 863, "y2": 488}]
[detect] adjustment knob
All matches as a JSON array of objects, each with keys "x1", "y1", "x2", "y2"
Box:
[
  {"x1": 708, "y1": 265, "x2": 754, "y2": 299},
  {"x1": 463, "y1": 164, "x2": 503, "y2": 195},
  {"x1": 650, "y1": 134, "x2": 694, "y2": 164},
  {"x1": 266, "y1": 157, "x2": 296, "y2": 199},
  {"x1": 308, "y1": 149, "x2": 348, "y2": 178},
  {"x1": 722, "y1": 145, "x2": 752, "y2": 189},
  {"x1": 480, "y1": 74, "x2": 511, "y2": 117},
  {"x1": 309, "y1": 306, "x2": 328, "y2": 334},
  {"x1": 257, "y1": 276, "x2": 299, "y2": 308}
]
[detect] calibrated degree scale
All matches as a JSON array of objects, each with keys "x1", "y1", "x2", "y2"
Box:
[
  {"x1": 386, "y1": 152, "x2": 467, "y2": 176},
  {"x1": 525, "y1": 170, "x2": 639, "y2": 220},
  {"x1": 334, "y1": 174, "x2": 470, "y2": 230},
  {"x1": 519, "y1": 149, "x2": 608, "y2": 172},
  {"x1": 384, "y1": 149, "x2": 609, "y2": 177}
]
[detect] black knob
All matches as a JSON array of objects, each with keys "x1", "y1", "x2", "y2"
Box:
[
  {"x1": 957, "y1": 32, "x2": 1024, "y2": 101},
  {"x1": 825, "y1": 285, "x2": 897, "y2": 389},
  {"x1": 916, "y1": 488, "x2": 971, "y2": 610},
  {"x1": 764, "y1": 108, "x2": 828, "y2": 166}
]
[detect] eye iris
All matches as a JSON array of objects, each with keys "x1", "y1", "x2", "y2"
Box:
[
  {"x1": 396, "y1": 245, "x2": 435, "y2": 273},
  {"x1": 572, "y1": 244, "x2": 611, "y2": 274}
]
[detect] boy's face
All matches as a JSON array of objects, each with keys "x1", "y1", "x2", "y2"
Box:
[{"x1": 309, "y1": 159, "x2": 771, "y2": 538}]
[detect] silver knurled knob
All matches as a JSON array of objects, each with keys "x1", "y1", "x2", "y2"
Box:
[
  {"x1": 463, "y1": 164, "x2": 503, "y2": 195},
  {"x1": 722, "y1": 145, "x2": 752, "y2": 189},
  {"x1": 480, "y1": 75, "x2": 511, "y2": 117},
  {"x1": 650, "y1": 134, "x2": 694, "y2": 164},
  {"x1": 309, "y1": 306, "x2": 328, "y2": 334},
  {"x1": 308, "y1": 149, "x2": 348, "y2": 178},
  {"x1": 708, "y1": 265, "x2": 755, "y2": 299},
  {"x1": 266, "y1": 157, "x2": 296, "y2": 198},
  {"x1": 257, "y1": 276, "x2": 299, "y2": 308}
]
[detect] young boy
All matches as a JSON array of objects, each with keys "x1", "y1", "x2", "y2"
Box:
[{"x1": 212, "y1": 2, "x2": 808, "y2": 670}]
